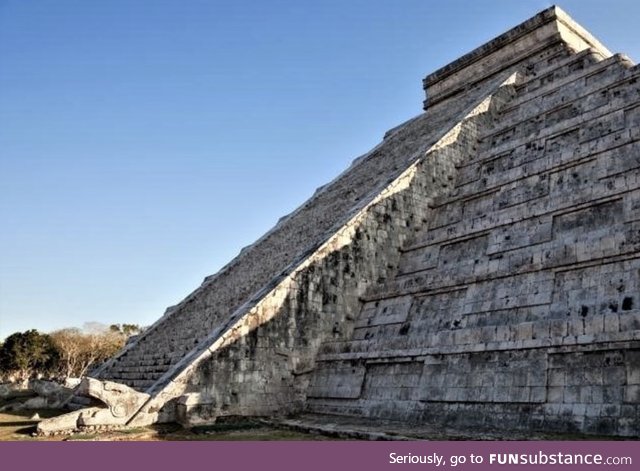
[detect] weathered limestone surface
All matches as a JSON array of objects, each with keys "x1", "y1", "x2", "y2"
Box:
[
  {"x1": 49, "y1": 6, "x2": 640, "y2": 437},
  {"x1": 422, "y1": 6, "x2": 610, "y2": 108},
  {"x1": 36, "y1": 378, "x2": 149, "y2": 435},
  {"x1": 307, "y1": 12, "x2": 640, "y2": 435},
  {"x1": 91, "y1": 62, "x2": 494, "y2": 394}
]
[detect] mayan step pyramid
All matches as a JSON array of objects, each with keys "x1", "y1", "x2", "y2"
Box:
[{"x1": 39, "y1": 6, "x2": 640, "y2": 437}]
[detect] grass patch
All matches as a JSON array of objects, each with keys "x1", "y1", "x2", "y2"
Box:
[
  {"x1": 65, "y1": 433, "x2": 99, "y2": 441},
  {"x1": 191, "y1": 418, "x2": 267, "y2": 434},
  {"x1": 162, "y1": 427, "x2": 328, "y2": 441},
  {"x1": 116, "y1": 427, "x2": 149, "y2": 435}
]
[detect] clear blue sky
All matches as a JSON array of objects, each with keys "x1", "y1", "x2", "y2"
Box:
[{"x1": 1, "y1": 0, "x2": 639, "y2": 340}]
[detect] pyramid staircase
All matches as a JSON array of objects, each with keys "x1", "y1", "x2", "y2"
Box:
[{"x1": 37, "y1": 6, "x2": 640, "y2": 437}]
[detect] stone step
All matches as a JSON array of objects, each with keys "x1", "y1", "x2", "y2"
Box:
[
  {"x1": 405, "y1": 128, "x2": 640, "y2": 257},
  {"x1": 108, "y1": 371, "x2": 165, "y2": 381},
  {"x1": 321, "y1": 310, "x2": 640, "y2": 358},
  {"x1": 480, "y1": 58, "x2": 630, "y2": 147},
  {"x1": 110, "y1": 365, "x2": 170, "y2": 374},
  {"x1": 507, "y1": 52, "x2": 632, "y2": 114},
  {"x1": 108, "y1": 378, "x2": 156, "y2": 392},
  {"x1": 507, "y1": 48, "x2": 604, "y2": 106},
  {"x1": 112, "y1": 358, "x2": 172, "y2": 368},
  {"x1": 425, "y1": 93, "x2": 639, "y2": 216}
]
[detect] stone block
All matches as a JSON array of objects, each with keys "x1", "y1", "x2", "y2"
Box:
[
  {"x1": 617, "y1": 416, "x2": 640, "y2": 436},
  {"x1": 603, "y1": 314, "x2": 620, "y2": 333},
  {"x1": 564, "y1": 386, "x2": 580, "y2": 403},
  {"x1": 626, "y1": 351, "x2": 640, "y2": 384},
  {"x1": 530, "y1": 386, "x2": 547, "y2": 403},
  {"x1": 624, "y1": 385, "x2": 640, "y2": 403},
  {"x1": 547, "y1": 387, "x2": 564, "y2": 403}
]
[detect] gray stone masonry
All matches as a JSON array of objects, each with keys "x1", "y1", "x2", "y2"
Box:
[
  {"x1": 37, "y1": 6, "x2": 640, "y2": 437},
  {"x1": 307, "y1": 10, "x2": 640, "y2": 436},
  {"x1": 92, "y1": 60, "x2": 493, "y2": 393}
]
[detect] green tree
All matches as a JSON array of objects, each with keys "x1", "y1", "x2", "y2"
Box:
[
  {"x1": 0, "y1": 330, "x2": 59, "y2": 381},
  {"x1": 108, "y1": 323, "x2": 142, "y2": 337}
]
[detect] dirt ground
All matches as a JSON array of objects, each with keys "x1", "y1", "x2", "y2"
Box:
[{"x1": 0, "y1": 409, "x2": 329, "y2": 441}]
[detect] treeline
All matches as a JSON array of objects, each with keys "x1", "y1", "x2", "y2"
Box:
[{"x1": 0, "y1": 324, "x2": 142, "y2": 383}]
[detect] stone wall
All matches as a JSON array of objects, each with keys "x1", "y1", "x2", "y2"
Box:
[
  {"x1": 306, "y1": 44, "x2": 640, "y2": 436},
  {"x1": 95, "y1": 58, "x2": 494, "y2": 393},
  {"x1": 129, "y1": 74, "x2": 518, "y2": 425}
]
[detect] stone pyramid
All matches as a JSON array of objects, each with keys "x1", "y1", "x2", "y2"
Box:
[{"x1": 39, "y1": 6, "x2": 640, "y2": 437}]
